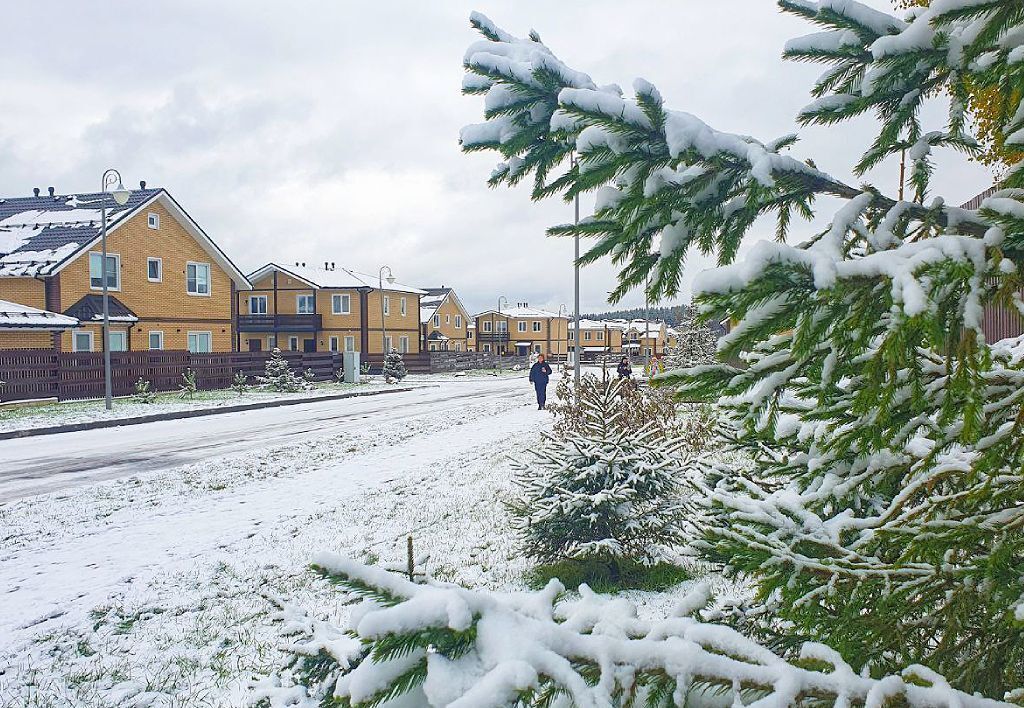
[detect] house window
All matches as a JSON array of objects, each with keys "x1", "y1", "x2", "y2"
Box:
[
  {"x1": 72, "y1": 330, "x2": 93, "y2": 352},
  {"x1": 535, "y1": 345, "x2": 542, "y2": 354},
  {"x1": 429, "y1": 343, "x2": 436, "y2": 351},
  {"x1": 445, "y1": 314, "x2": 450, "y2": 324},
  {"x1": 288, "y1": 336, "x2": 299, "y2": 351},
  {"x1": 148, "y1": 331, "x2": 164, "y2": 350},
  {"x1": 89, "y1": 252, "x2": 120, "y2": 290},
  {"x1": 250, "y1": 295, "x2": 268, "y2": 314},
  {"x1": 107, "y1": 331, "x2": 127, "y2": 352},
  {"x1": 385, "y1": 335, "x2": 393, "y2": 352},
  {"x1": 344, "y1": 336, "x2": 355, "y2": 352},
  {"x1": 383, "y1": 296, "x2": 390, "y2": 316},
  {"x1": 454, "y1": 342, "x2": 461, "y2": 352},
  {"x1": 187, "y1": 331, "x2": 212, "y2": 353},
  {"x1": 147, "y1": 257, "x2": 162, "y2": 282},
  {"x1": 584, "y1": 331, "x2": 592, "y2": 341},
  {"x1": 147, "y1": 212, "x2": 160, "y2": 229},
  {"x1": 518, "y1": 321, "x2": 527, "y2": 333},
  {"x1": 297, "y1": 294, "x2": 315, "y2": 314},
  {"x1": 483, "y1": 321, "x2": 492, "y2": 333},
  {"x1": 400, "y1": 297, "x2": 407, "y2": 316},
  {"x1": 186, "y1": 262, "x2": 211, "y2": 295},
  {"x1": 569, "y1": 331, "x2": 576, "y2": 341},
  {"x1": 597, "y1": 331, "x2": 604, "y2": 341},
  {"x1": 331, "y1": 293, "x2": 351, "y2": 314},
  {"x1": 455, "y1": 315, "x2": 462, "y2": 328},
  {"x1": 399, "y1": 336, "x2": 409, "y2": 353},
  {"x1": 433, "y1": 314, "x2": 440, "y2": 327},
  {"x1": 483, "y1": 343, "x2": 491, "y2": 353},
  {"x1": 267, "y1": 335, "x2": 276, "y2": 349},
  {"x1": 329, "y1": 336, "x2": 339, "y2": 352},
  {"x1": 498, "y1": 321, "x2": 507, "y2": 333}
]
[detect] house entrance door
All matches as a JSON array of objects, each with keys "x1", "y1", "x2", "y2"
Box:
[{"x1": 303, "y1": 338, "x2": 316, "y2": 353}]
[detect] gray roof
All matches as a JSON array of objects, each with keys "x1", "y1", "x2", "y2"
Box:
[{"x1": 0, "y1": 188, "x2": 163, "y2": 277}]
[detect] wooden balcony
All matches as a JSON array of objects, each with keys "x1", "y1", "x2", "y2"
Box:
[{"x1": 236, "y1": 313, "x2": 322, "y2": 332}]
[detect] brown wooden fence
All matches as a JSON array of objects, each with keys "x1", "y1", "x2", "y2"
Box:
[{"x1": 0, "y1": 350, "x2": 344, "y2": 403}]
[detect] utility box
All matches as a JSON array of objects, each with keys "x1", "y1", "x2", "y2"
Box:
[{"x1": 342, "y1": 351, "x2": 360, "y2": 384}]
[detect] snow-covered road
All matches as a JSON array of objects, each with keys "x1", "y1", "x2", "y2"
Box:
[
  {"x1": 1, "y1": 375, "x2": 561, "y2": 706},
  {"x1": 0, "y1": 377, "x2": 526, "y2": 502}
]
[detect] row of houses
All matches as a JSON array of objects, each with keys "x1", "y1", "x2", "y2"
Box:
[{"x1": 0, "y1": 185, "x2": 680, "y2": 358}]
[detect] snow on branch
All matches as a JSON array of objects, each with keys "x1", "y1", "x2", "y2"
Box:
[{"x1": 261, "y1": 555, "x2": 1011, "y2": 707}]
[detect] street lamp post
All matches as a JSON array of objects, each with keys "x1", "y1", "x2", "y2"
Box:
[
  {"x1": 571, "y1": 155, "x2": 581, "y2": 389},
  {"x1": 378, "y1": 266, "x2": 396, "y2": 360},
  {"x1": 99, "y1": 169, "x2": 131, "y2": 411},
  {"x1": 496, "y1": 295, "x2": 508, "y2": 373},
  {"x1": 557, "y1": 303, "x2": 568, "y2": 367}
]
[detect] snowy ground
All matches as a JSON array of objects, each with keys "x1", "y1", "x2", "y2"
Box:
[{"x1": 0, "y1": 374, "x2": 729, "y2": 707}]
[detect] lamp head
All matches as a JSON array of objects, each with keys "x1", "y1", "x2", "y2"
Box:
[
  {"x1": 386, "y1": 275, "x2": 396, "y2": 285},
  {"x1": 111, "y1": 181, "x2": 130, "y2": 206}
]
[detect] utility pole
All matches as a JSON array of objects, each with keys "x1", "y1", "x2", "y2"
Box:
[{"x1": 572, "y1": 153, "x2": 581, "y2": 388}]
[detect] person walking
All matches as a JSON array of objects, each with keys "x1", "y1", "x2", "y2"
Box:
[
  {"x1": 616, "y1": 356, "x2": 632, "y2": 379},
  {"x1": 528, "y1": 354, "x2": 553, "y2": 410}
]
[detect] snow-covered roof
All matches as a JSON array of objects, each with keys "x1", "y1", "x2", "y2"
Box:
[
  {"x1": 475, "y1": 306, "x2": 566, "y2": 319},
  {"x1": 568, "y1": 318, "x2": 611, "y2": 330},
  {"x1": 64, "y1": 294, "x2": 138, "y2": 324},
  {"x1": 419, "y1": 287, "x2": 471, "y2": 325},
  {"x1": 0, "y1": 299, "x2": 78, "y2": 330},
  {"x1": 0, "y1": 188, "x2": 251, "y2": 290},
  {"x1": 248, "y1": 263, "x2": 425, "y2": 295}
]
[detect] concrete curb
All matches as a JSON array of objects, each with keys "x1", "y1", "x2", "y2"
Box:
[{"x1": 0, "y1": 386, "x2": 427, "y2": 441}]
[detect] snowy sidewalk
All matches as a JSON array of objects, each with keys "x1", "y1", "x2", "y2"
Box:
[{"x1": 0, "y1": 376, "x2": 566, "y2": 706}]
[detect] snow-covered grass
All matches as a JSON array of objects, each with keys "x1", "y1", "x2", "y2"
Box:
[
  {"x1": 0, "y1": 377, "x2": 733, "y2": 707},
  {"x1": 0, "y1": 379, "x2": 428, "y2": 434}
]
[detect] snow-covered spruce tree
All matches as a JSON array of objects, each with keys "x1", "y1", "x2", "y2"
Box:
[
  {"x1": 132, "y1": 377, "x2": 156, "y2": 404},
  {"x1": 257, "y1": 348, "x2": 308, "y2": 393},
  {"x1": 509, "y1": 375, "x2": 688, "y2": 579},
  {"x1": 664, "y1": 314, "x2": 719, "y2": 370},
  {"x1": 460, "y1": 3, "x2": 1024, "y2": 694},
  {"x1": 381, "y1": 349, "x2": 407, "y2": 383},
  {"x1": 547, "y1": 370, "x2": 677, "y2": 441},
  {"x1": 178, "y1": 368, "x2": 197, "y2": 400},
  {"x1": 256, "y1": 556, "x2": 1006, "y2": 707}
]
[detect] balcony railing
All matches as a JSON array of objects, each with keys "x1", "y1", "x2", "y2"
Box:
[
  {"x1": 237, "y1": 313, "x2": 322, "y2": 332},
  {"x1": 474, "y1": 331, "x2": 510, "y2": 342}
]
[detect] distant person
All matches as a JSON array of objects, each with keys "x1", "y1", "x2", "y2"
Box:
[
  {"x1": 528, "y1": 354, "x2": 553, "y2": 410},
  {"x1": 617, "y1": 356, "x2": 632, "y2": 379}
]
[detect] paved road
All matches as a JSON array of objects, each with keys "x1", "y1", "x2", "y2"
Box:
[{"x1": 0, "y1": 377, "x2": 528, "y2": 502}]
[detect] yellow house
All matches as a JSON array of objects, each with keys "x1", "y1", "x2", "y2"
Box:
[
  {"x1": 420, "y1": 287, "x2": 471, "y2": 352},
  {"x1": 241, "y1": 262, "x2": 424, "y2": 354},
  {"x1": 474, "y1": 303, "x2": 569, "y2": 357},
  {"x1": 568, "y1": 318, "x2": 624, "y2": 355},
  {"x1": 0, "y1": 185, "x2": 251, "y2": 352}
]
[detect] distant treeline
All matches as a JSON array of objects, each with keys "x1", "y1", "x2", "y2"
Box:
[{"x1": 583, "y1": 305, "x2": 692, "y2": 326}]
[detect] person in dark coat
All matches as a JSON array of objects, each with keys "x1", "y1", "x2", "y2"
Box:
[
  {"x1": 616, "y1": 356, "x2": 632, "y2": 379},
  {"x1": 528, "y1": 354, "x2": 553, "y2": 410}
]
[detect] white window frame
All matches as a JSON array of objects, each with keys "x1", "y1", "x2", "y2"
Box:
[
  {"x1": 584, "y1": 331, "x2": 592, "y2": 341},
  {"x1": 331, "y1": 293, "x2": 351, "y2": 315},
  {"x1": 267, "y1": 335, "x2": 276, "y2": 350},
  {"x1": 329, "y1": 336, "x2": 340, "y2": 352},
  {"x1": 445, "y1": 314, "x2": 450, "y2": 324},
  {"x1": 344, "y1": 336, "x2": 355, "y2": 352},
  {"x1": 249, "y1": 295, "x2": 268, "y2": 314},
  {"x1": 433, "y1": 314, "x2": 440, "y2": 327},
  {"x1": 535, "y1": 345, "x2": 542, "y2": 354},
  {"x1": 385, "y1": 335, "x2": 393, "y2": 352},
  {"x1": 483, "y1": 321, "x2": 492, "y2": 333},
  {"x1": 383, "y1": 295, "x2": 390, "y2": 316},
  {"x1": 532, "y1": 321, "x2": 542, "y2": 332},
  {"x1": 72, "y1": 329, "x2": 94, "y2": 352},
  {"x1": 187, "y1": 331, "x2": 212, "y2": 353},
  {"x1": 147, "y1": 212, "x2": 160, "y2": 229},
  {"x1": 597, "y1": 331, "x2": 605, "y2": 341},
  {"x1": 498, "y1": 321, "x2": 508, "y2": 333},
  {"x1": 399, "y1": 336, "x2": 409, "y2": 353},
  {"x1": 455, "y1": 315, "x2": 462, "y2": 328},
  {"x1": 186, "y1": 262, "x2": 211, "y2": 296},
  {"x1": 400, "y1": 297, "x2": 407, "y2": 316},
  {"x1": 148, "y1": 331, "x2": 164, "y2": 350},
  {"x1": 454, "y1": 342, "x2": 461, "y2": 352},
  {"x1": 147, "y1": 257, "x2": 162, "y2": 283},
  {"x1": 296, "y1": 294, "x2": 315, "y2": 315},
  {"x1": 288, "y1": 336, "x2": 299, "y2": 351},
  {"x1": 106, "y1": 330, "x2": 127, "y2": 352},
  {"x1": 483, "y1": 343, "x2": 491, "y2": 353},
  {"x1": 89, "y1": 252, "x2": 120, "y2": 291}
]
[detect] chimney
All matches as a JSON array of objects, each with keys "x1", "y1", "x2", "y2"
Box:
[
  {"x1": 48, "y1": 186, "x2": 55, "y2": 196},
  {"x1": 139, "y1": 180, "x2": 147, "y2": 189},
  {"x1": 331, "y1": 262, "x2": 335, "y2": 270},
  {"x1": 324, "y1": 261, "x2": 329, "y2": 270},
  {"x1": 33, "y1": 187, "x2": 40, "y2": 197}
]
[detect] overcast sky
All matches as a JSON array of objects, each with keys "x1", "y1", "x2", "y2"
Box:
[{"x1": 0, "y1": 1, "x2": 995, "y2": 314}]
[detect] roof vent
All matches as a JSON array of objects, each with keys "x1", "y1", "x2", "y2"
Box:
[
  {"x1": 48, "y1": 186, "x2": 55, "y2": 196},
  {"x1": 331, "y1": 262, "x2": 335, "y2": 270},
  {"x1": 33, "y1": 187, "x2": 40, "y2": 197},
  {"x1": 301, "y1": 262, "x2": 306, "y2": 268},
  {"x1": 139, "y1": 180, "x2": 147, "y2": 189}
]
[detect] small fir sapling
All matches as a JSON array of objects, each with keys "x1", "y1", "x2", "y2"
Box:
[
  {"x1": 256, "y1": 348, "x2": 309, "y2": 393},
  {"x1": 381, "y1": 349, "x2": 407, "y2": 383},
  {"x1": 178, "y1": 368, "x2": 198, "y2": 400},
  {"x1": 132, "y1": 377, "x2": 156, "y2": 404},
  {"x1": 231, "y1": 371, "x2": 249, "y2": 396},
  {"x1": 303, "y1": 368, "x2": 316, "y2": 384}
]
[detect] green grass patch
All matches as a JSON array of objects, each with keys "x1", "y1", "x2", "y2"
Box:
[{"x1": 525, "y1": 559, "x2": 688, "y2": 594}]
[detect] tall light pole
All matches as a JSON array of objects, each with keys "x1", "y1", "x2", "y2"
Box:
[
  {"x1": 557, "y1": 303, "x2": 569, "y2": 365},
  {"x1": 99, "y1": 169, "x2": 131, "y2": 411},
  {"x1": 571, "y1": 154, "x2": 581, "y2": 388},
  {"x1": 496, "y1": 295, "x2": 508, "y2": 372},
  {"x1": 378, "y1": 265, "x2": 395, "y2": 358},
  {"x1": 644, "y1": 275, "x2": 652, "y2": 367}
]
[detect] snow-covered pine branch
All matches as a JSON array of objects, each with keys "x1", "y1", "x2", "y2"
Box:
[{"x1": 258, "y1": 556, "x2": 1013, "y2": 707}]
